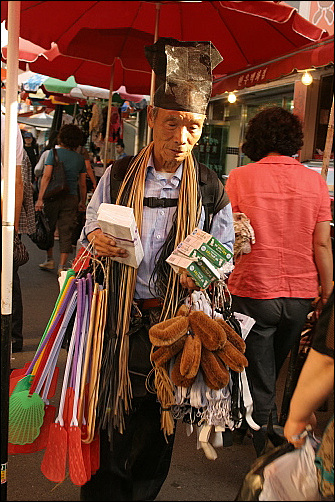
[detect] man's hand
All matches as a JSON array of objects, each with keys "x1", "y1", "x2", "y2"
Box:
[
  {"x1": 179, "y1": 272, "x2": 200, "y2": 291},
  {"x1": 88, "y1": 228, "x2": 128, "y2": 258}
]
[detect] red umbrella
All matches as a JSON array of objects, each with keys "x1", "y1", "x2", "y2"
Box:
[
  {"x1": 1, "y1": 1, "x2": 328, "y2": 86},
  {"x1": 213, "y1": 34, "x2": 334, "y2": 94},
  {"x1": 2, "y1": 40, "x2": 152, "y2": 95},
  {"x1": 2, "y1": 1, "x2": 328, "y2": 158},
  {"x1": 2, "y1": 40, "x2": 150, "y2": 102}
]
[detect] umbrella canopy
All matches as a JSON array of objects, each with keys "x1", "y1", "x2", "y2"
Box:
[
  {"x1": 18, "y1": 73, "x2": 77, "y2": 93},
  {"x1": 17, "y1": 111, "x2": 53, "y2": 129},
  {"x1": 213, "y1": 34, "x2": 334, "y2": 94},
  {"x1": 1, "y1": 1, "x2": 329, "y2": 92},
  {"x1": 1, "y1": 38, "x2": 152, "y2": 94},
  {"x1": 17, "y1": 68, "x2": 149, "y2": 103}
]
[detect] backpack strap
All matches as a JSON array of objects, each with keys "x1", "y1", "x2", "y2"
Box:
[
  {"x1": 195, "y1": 156, "x2": 230, "y2": 233},
  {"x1": 109, "y1": 155, "x2": 134, "y2": 203},
  {"x1": 109, "y1": 153, "x2": 230, "y2": 232}
]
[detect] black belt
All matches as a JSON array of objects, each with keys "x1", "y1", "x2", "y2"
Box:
[{"x1": 143, "y1": 197, "x2": 178, "y2": 208}]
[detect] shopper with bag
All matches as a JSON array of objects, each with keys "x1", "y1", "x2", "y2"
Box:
[
  {"x1": 284, "y1": 291, "x2": 334, "y2": 499},
  {"x1": 35, "y1": 124, "x2": 87, "y2": 276}
]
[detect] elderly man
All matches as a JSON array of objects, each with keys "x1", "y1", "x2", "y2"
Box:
[{"x1": 80, "y1": 38, "x2": 235, "y2": 501}]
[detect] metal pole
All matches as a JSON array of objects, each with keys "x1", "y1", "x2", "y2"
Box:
[
  {"x1": 321, "y1": 96, "x2": 334, "y2": 181},
  {"x1": 1, "y1": 3, "x2": 20, "y2": 499},
  {"x1": 146, "y1": 2, "x2": 161, "y2": 145},
  {"x1": 103, "y1": 62, "x2": 115, "y2": 171}
]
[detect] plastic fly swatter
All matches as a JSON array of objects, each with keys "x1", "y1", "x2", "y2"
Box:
[
  {"x1": 8, "y1": 290, "x2": 77, "y2": 453},
  {"x1": 68, "y1": 278, "x2": 91, "y2": 486},
  {"x1": 8, "y1": 278, "x2": 77, "y2": 445},
  {"x1": 41, "y1": 301, "x2": 79, "y2": 484}
]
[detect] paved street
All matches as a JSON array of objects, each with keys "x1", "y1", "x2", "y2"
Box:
[{"x1": 6, "y1": 234, "x2": 333, "y2": 501}]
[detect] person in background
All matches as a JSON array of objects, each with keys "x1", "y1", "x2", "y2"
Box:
[
  {"x1": 284, "y1": 291, "x2": 333, "y2": 499},
  {"x1": 72, "y1": 135, "x2": 97, "y2": 248},
  {"x1": 79, "y1": 37, "x2": 234, "y2": 501},
  {"x1": 22, "y1": 130, "x2": 39, "y2": 181},
  {"x1": 225, "y1": 106, "x2": 333, "y2": 456},
  {"x1": 1, "y1": 112, "x2": 24, "y2": 352},
  {"x1": 35, "y1": 124, "x2": 87, "y2": 276},
  {"x1": 115, "y1": 139, "x2": 127, "y2": 160},
  {"x1": 34, "y1": 130, "x2": 59, "y2": 197},
  {"x1": 76, "y1": 134, "x2": 97, "y2": 192},
  {"x1": 11, "y1": 149, "x2": 36, "y2": 353},
  {"x1": 284, "y1": 290, "x2": 333, "y2": 446}
]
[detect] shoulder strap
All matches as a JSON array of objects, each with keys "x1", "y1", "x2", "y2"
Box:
[
  {"x1": 53, "y1": 147, "x2": 59, "y2": 164},
  {"x1": 196, "y1": 157, "x2": 230, "y2": 233},
  {"x1": 109, "y1": 155, "x2": 134, "y2": 203}
]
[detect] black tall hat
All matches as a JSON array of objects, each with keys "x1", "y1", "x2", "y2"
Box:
[{"x1": 145, "y1": 37, "x2": 223, "y2": 115}]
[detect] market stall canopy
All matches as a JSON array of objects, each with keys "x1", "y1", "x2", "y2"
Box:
[
  {"x1": 70, "y1": 84, "x2": 149, "y2": 104},
  {"x1": 17, "y1": 111, "x2": 53, "y2": 129},
  {"x1": 212, "y1": 34, "x2": 334, "y2": 95},
  {"x1": 15, "y1": 66, "x2": 149, "y2": 103},
  {"x1": 15, "y1": 70, "x2": 149, "y2": 108},
  {"x1": 1, "y1": 1, "x2": 329, "y2": 96}
]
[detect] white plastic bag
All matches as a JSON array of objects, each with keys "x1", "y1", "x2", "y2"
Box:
[{"x1": 259, "y1": 437, "x2": 320, "y2": 501}]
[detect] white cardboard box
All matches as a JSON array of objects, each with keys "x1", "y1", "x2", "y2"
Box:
[{"x1": 97, "y1": 203, "x2": 144, "y2": 268}]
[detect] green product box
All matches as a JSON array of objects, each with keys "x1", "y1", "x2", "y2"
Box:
[
  {"x1": 178, "y1": 237, "x2": 225, "y2": 267},
  {"x1": 196, "y1": 243, "x2": 225, "y2": 268},
  {"x1": 191, "y1": 228, "x2": 233, "y2": 262},
  {"x1": 186, "y1": 262, "x2": 212, "y2": 289},
  {"x1": 207, "y1": 237, "x2": 233, "y2": 262},
  {"x1": 197, "y1": 257, "x2": 221, "y2": 281}
]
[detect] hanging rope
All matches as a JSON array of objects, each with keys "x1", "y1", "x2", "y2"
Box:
[{"x1": 98, "y1": 142, "x2": 202, "y2": 436}]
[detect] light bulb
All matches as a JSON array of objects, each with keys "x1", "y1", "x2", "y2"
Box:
[
  {"x1": 301, "y1": 71, "x2": 313, "y2": 86},
  {"x1": 228, "y1": 92, "x2": 237, "y2": 103}
]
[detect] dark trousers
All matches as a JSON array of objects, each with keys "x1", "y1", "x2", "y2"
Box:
[
  {"x1": 231, "y1": 296, "x2": 312, "y2": 454},
  {"x1": 80, "y1": 395, "x2": 175, "y2": 501},
  {"x1": 12, "y1": 264, "x2": 23, "y2": 348}
]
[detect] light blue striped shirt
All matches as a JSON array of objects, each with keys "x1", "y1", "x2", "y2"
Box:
[{"x1": 80, "y1": 156, "x2": 235, "y2": 299}]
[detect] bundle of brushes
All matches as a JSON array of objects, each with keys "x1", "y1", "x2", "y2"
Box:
[{"x1": 149, "y1": 305, "x2": 248, "y2": 390}]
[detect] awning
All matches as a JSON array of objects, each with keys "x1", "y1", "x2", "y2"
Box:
[{"x1": 212, "y1": 35, "x2": 334, "y2": 96}]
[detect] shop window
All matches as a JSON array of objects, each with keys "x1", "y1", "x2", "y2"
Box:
[
  {"x1": 193, "y1": 123, "x2": 229, "y2": 179},
  {"x1": 313, "y1": 74, "x2": 334, "y2": 160},
  {"x1": 212, "y1": 99, "x2": 226, "y2": 121}
]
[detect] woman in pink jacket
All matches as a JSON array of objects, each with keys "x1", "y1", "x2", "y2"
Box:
[{"x1": 225, "y1": 106, "x2": 333, "y2": 456}]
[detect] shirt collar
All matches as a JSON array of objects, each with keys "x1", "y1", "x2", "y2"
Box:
[
  {"x1": 257, "y1": 155, "x2": 302, "y2": 165},
  {"x1": 146, "y1": 154, "x2": 183, "y2": 183}
]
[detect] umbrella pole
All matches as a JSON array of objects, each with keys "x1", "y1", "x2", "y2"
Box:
[
  {"x1": 321, "y1": 96, "x2": 334, "y2": 181},
  {"x1": 146, "y1": 2, "x2": 161, "y2": 145},
  {"x1": 103, "y1": 63, "x2": 115, "y2": 171},
  {"x1": 1, "y1": 2, "x2": 20, "y2": 500}
]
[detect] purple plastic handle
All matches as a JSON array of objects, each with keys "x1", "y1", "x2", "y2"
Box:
[
  {"x1": 86, "y1": 273, "x2": 92, "y2": 321},
  {"x1": 26, "y1": 278, "x2": 76, "y2": 375},
  {"x1": 70, "y1": 278, "x2": 85, "y2": 388}
]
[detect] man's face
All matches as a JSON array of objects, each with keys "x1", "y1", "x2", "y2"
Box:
[
  {"x1": 116, "y1": 145, "x2": 123, "y2": 154},
  {"x1": 148, "y1": 106, "x2": 205, "y2": 172}
]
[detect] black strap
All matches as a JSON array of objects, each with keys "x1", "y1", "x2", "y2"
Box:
[
  {"x1": 143, "y1": 197, "x2": 178, "y2": 208},
  {"x1": 53, "y1": 147, "x2": 59, "y2": 165}
]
